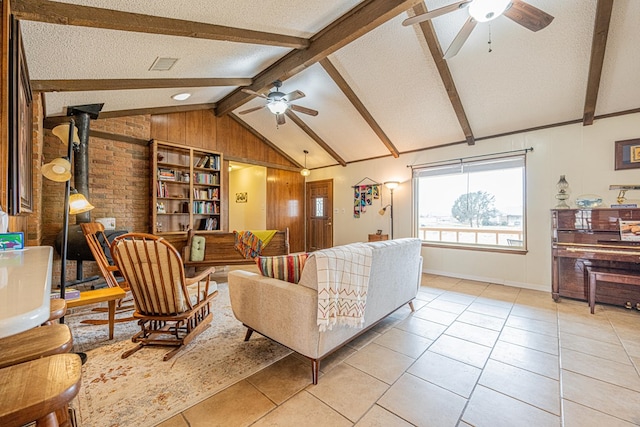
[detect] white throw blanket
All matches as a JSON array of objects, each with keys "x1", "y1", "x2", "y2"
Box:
[{"x1": 314, "y1": 243, "x2": 373, "y2": 332}]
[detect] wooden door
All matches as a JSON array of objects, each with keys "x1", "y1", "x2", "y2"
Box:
[{"x1": 306, "y1": 179, "x2": 333, "y2": 251}]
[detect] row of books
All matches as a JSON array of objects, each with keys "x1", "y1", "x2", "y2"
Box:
[
  {"x1": 158, "y1": 168, "x2": 177, "y2": 181},
  {"x1": 50, "y1": 288, "x2": 80, "y2": 300},
  {"x1": 198, "y1": 217, "x2": 218, "y2": 231},
  {"x1": 194, "y1": 155, "x2": 221, "y2": 170},
  {"x1": 193, "y1": 188, "x2": 219, "y2": 200},
  {"x1": 193, "y1": 201, "x2": 220, "y2": 214},
  {"x1": 193, "y1": 172, "x2": 219, "y2": 185}
]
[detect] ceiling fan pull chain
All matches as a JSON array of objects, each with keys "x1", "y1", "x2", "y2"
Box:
[{"x1": 488, "y1": 24, "x2": 492, "y2": 53}]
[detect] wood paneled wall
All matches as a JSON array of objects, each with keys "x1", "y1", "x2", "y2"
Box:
[{"x1": 150, "y1": 109, "x2": 305, "y2": 252}]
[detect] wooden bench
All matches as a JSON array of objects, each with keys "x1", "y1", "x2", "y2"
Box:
[
  {"x1": 65, "y1": 287, "x2": 126, "y2": 339},
  {"x1": 586, "y1": 266, "x2": 640, "y2": 314},
  {"x1": 183, "y1": 228, "x2": 290, "y2": 272}
]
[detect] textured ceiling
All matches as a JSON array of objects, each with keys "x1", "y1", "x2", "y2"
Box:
[{"x1": 19, "y1": 0, "x2": 640, "y2": 169}]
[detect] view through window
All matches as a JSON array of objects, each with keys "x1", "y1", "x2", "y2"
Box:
[{"x1": 414, "y1": 154, "x2": 525, "y2": 249}]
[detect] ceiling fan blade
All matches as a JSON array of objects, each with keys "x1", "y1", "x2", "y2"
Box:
[
  {"x1": 402, "y1": 0, "x2": 472, "y2": 26},
  {"x1": 241, "y1": 88, "x2": 268, "y2": 99},
  {"x1": 283, "y1": 90, "x2": 305, "y2": 102},
  {"x1": 290, "y1": 104, "x2": 318, "y2": 117},
  {"x1": 237, "y1": 105, "x2": 265, "y2": 115},
  {"x1": 443, "y1": 17, "x2": 477, "y2": 59},
  {"x1": 276, "y1": 113, "x2": 286, "y2": 126},
  {"x1": 503, "y1": 0, "x2": 554, "y2": 32}
]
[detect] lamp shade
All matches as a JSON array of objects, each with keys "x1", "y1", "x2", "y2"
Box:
[
  {"x1": 52, "y1": 123, "x2": 80, "y2": 146},
  {"x1": 42, "y1": 157, "x2": 72, "y2": 182},
  {"x1": 384, "y1": 181, "x2": 399, "y2": 190},
  {"x1": 267, "y1": 100, "x2": 288, "y2": 115},
  {"x1": 468, "y1": 0, "x2": 511, "y2": 22},
  {"x1": 69, "y1": 192, "x2": 95, "y2": 215},
  {"x1": 300, "y1": 168, "x2": 311, "y2": 177}
]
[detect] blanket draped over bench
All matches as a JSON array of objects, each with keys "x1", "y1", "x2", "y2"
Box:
[
  {"x1": 234, "y1": 230, "x2": 277, "y2": 259},
  {"x1": 314, "y1": 244, "x2": 373, "y2": 332}
]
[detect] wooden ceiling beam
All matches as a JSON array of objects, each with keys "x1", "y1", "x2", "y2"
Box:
[
  {"x1": 11, "y1": 0, "x2": 309, "y2": 49},
  {"x1": 412, "y1": 3, "x2": 475, "y2": 145},
  {"x1": 32, "y1": 78, "x2": 253, "y2": 92},
  {"x1": 583, "y1": 0, "x2": 614, "y2": 126},
  {"x1": 285, "y1": 110, "x2": 347, "y2": 167},
  {"x1": 229, "y1": 113, "x2": 303, "y2": 168},
  {"x1": 215, "y1": 0, "x2": 422, "y2": 116},
  {"x1": 319, "y1": 58, "x2": 400, "y2": 158},
  {"x1": 44, "y1": 103, "x2": 217, "y2": 126}
]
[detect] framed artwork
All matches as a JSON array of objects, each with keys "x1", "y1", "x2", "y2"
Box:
[
  {"x1": 8, "y1": 19, "x2": 33, "y2": 214},
  {"x1": 235, "y1": 192, "x2": 248, "y2": 203},
  {"x1": 614, "y1": 138, "x2": 640, "y2": 171}
]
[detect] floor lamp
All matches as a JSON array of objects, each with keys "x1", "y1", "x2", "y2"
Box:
[
  {"x1": 43, "y1": 119, "x2": 94, "y2": 309},
  {"x1": 378, "y1": 181, "x2": 399, "y2": 239}
]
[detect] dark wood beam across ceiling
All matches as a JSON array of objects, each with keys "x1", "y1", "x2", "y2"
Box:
[
  {"x1": 320, "y1": 58, "x2": 400, "y2": 158},
  {"x1": 44, "y1": 103, "x2": 217, "y2": 126},
  {"x1": 215, "y1": 0, "x2": 422, "y2": 116},
  {"x1": 583, "y1": 0, "x2": 614, "y2": 126},
  {"x1": 32, "y1": 78, "x2": 253, "y2": 92},
  {"x1": 411, "y1": 3, "x2": 475, "y2": 145},
  {"x1": 11, "y1": 0, "x2": 309, "y2": 49},
  {"x1": 285, "y1": 110, "x2": 347, "y2": 167}
]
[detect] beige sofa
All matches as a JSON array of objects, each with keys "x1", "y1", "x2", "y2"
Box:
[{"x1": 228, "y1": 238, "x2": 423, "y2": 383}]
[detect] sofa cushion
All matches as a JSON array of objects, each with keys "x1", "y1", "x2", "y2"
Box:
[{"x1": 256, "y1": 253, "x2": 308, "y2": 284}]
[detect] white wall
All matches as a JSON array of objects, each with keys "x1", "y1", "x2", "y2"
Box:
[
  {"x1": 228, "y1": 165, "x2": 266, "y2": 231},
  {"x1": 308, "y1": 112, "x2": 640, "y2": 292}
]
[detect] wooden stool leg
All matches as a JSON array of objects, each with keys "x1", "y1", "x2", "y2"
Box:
[
  {"x1": 108, "y1": 300, "x2": 116, "y2": 340},
  {"x1": 35, "y1": 411, "x2": 59, "y2": 427},
  {"x1": 588, "y1": 270, "x2": 596, "y2": 314}
]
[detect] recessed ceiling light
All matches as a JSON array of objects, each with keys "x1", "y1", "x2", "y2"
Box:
[{"x1": 172, "y1": 92, "x2": 191, "y2": 101}]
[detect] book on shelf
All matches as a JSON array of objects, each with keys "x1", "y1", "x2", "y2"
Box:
[
  {"x1": 197, "y1": 217, "x2": 218, "y2": 231},
  {"x1": 50, "y1": 288, "x2": 81, "y2": 300},
  {"x1": 611, "y1": 203, "x2": 638, "y2": 208},
  {"x1": 158, "y1": 168, "x2": 176, "y2": 181}
]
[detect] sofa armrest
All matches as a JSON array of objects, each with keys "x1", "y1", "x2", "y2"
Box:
[{"x1": 228, "y1": 270, "x2": 321, "y2": 358}]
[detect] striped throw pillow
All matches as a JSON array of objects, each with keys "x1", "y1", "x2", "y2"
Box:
[{"x1": 255, "y1": 253, "x2": 308, "y2": 284}]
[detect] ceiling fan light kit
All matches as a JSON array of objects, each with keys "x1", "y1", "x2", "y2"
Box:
[
  {"x1": 403, "y1": 0, "x2": 554, "y2": 58},
  {"x1": 468, "y1": 0, "x2": 511, "y2": 22},
  {"x1": 239, "y1": 80, "x2": 319, "y2": 126}
]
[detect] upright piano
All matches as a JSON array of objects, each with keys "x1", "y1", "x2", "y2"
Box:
[{"x1": 552, "y1": 208, "x2": 640, "y2": 308}]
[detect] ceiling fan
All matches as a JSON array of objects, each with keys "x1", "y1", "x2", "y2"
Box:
[
  {"x1": 403, "y1": 0, "x2": 554, "y2": 59},
  {"x1": 238, "y1": 80, "x2": 319, "y2": 126}
]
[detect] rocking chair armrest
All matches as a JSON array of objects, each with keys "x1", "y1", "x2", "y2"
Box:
[{"x1": 185, "y1": 266, "x2": 216, "y2": 286}]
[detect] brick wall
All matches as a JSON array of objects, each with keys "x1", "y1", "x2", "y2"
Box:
[{"x1": 41, "y1": 114, "x2": 151, "y2": 287}]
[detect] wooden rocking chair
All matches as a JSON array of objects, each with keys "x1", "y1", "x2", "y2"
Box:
[
  {"x1": 110, "y1": 233, "x2": 217, "y2": 361},
  {"x1": 80, "y1": 222, "x2": 135, "y2": 325}
]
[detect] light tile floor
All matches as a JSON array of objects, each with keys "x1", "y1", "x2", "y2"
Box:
[{"x1": 157, "y1": 274, "x2": 640, "y2": 426}]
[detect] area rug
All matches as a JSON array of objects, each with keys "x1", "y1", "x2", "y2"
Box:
[{"x1": 66, "y1": 282, "x2": 291, "y2": 427}]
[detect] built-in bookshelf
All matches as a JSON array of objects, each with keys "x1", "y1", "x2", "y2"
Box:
[{"x1": 151, "y1": 140, "x2": 223, "y2": 235}]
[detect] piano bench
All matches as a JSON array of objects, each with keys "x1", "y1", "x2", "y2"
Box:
[{"x1": 586, "y1": 266, "x2": 640, "y2": 314}]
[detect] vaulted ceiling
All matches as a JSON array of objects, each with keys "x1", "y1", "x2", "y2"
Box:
[{"x1": 15, "y1": 0, "x2": 640, "y2": 171}]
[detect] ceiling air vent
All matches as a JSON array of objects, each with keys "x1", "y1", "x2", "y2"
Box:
[{"x1": 149, "y1": 57, "x2": 179, "y2": 71}]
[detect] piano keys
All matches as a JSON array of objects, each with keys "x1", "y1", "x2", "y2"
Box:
[{"x1": 552, "y1": 208, "x2": 640, "y2": 309}]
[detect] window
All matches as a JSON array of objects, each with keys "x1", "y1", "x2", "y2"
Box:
[{"x1": 414, "y1": 154, "x2": 525, "y2": 250}]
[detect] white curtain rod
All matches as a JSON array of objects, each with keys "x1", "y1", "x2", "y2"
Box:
[{"x1": 407, "y1": 147, "x2": 534, "y2": 170}]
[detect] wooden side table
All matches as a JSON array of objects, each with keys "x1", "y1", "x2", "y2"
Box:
[
  {"x1": 65, "y1": 287, "x2": 126, "y2": 340},
  {"x1": 368, "y1": 234, "x2": 389, "y2": 242}
]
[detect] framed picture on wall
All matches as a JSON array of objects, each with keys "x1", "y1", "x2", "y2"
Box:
[
  {"x1": 614, "y1": 138, "x2": 640, "y2": 171},
  {"x1": 8, "y1": 19, "x2": 33, "y2": 214}
]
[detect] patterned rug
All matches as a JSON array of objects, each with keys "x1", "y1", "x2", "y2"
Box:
[{"x1": 66, "y1": 282, "x2": 291, "y2": 427}]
